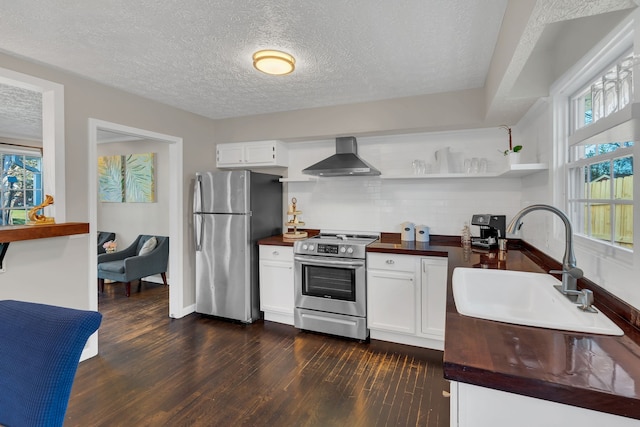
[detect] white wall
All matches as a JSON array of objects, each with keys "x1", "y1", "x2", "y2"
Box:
[
  {"x1": 96, "y1": 139, "x2": 170, "y2": 250},
  {"x1": 286, "y1": 128, "x2": 534, "y2": 235},
  {"x1": 213, "y1": 88, "x2": 487, "y2": 143},
  {"x1": 1, "y1": 236, "x2": 88, "y2": 305}
]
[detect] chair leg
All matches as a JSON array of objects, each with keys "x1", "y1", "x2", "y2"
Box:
[
  {"x1": 137, "y1": 279, "x2": 142, "y2": 293},
  {"x1": 98, "y1": 278, "x2": 105, "y2": 293},
  {"x1": 125, "y1": 282, "x2": 131, "y2": 297},
  {"x1": 161, "y1": 272, "x2": 168, "y2": 286}
]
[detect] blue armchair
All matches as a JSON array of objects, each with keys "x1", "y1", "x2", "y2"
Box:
[
  {"x1": 97, "y1": 234, "x2": 169, "y2": 297},
  {"x1": 0, "y1": 299, "x2": 102, "y2": 427}
]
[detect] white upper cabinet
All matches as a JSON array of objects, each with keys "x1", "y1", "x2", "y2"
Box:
[{"x1": 216, "y1": 140, "x2": 288, "y2": 168}]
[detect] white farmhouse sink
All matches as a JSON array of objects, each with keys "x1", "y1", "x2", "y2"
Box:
[{"x1": 452, "y1": 268, "x2": 623, "y2": 336}]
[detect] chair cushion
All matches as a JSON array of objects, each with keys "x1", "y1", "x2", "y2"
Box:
[
  {"x1": 98, "y1": 260, "x2": 125, "y2": 274},
  {"x1": 138, "y1": 236, "x2": 157, "y2": 256}
]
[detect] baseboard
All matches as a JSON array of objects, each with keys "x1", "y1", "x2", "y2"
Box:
[{"x1": 171, "y1": 303, "x2": 195, "y2": 319}]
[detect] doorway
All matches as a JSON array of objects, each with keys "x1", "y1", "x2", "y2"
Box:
[{"x1": 88, "y1": 119, "x2": 184, "y2": 325}]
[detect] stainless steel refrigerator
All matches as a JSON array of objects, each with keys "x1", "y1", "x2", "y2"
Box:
[{"x1": 193, "y1": 170, "x2": 282, "y2": 322}]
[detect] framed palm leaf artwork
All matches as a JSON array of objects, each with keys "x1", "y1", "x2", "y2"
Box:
[
  {"x1": 125, "y1": 153, "x2": 155, "y2": 203},
  {"x1": 98, "y1": 155, "x2": 124, "y2": 202}
]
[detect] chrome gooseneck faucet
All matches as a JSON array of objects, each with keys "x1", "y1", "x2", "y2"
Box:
[{"x1": 507, "y1": 204, "x2": 590, "y2": 306}]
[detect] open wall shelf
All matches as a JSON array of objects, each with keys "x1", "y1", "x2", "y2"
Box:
[{"x1": 280, "y1": 163, "x2": 548, "y2": 182}]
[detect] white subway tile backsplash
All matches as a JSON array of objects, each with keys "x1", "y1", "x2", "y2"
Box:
[{"x1": 289, "y1": 178, "x2": 523, "y2": 235}]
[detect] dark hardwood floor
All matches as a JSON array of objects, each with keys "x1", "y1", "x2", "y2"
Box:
[{"x1": 66, "y1": 281, "x2": 450, "y2": 426}]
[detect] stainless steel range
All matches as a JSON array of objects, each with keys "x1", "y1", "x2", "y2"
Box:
[{"x1": 294, "y1": 230, "x2": 379, "y2": 340}]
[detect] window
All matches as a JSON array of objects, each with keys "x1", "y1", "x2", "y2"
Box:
[
  {"x1": 1, "y1": 147, "x2": 43, "y2": 226},
  {"x1": 570, "y1": 51, "x2": 634, "y2": 132},
  {"x1": 567, "y1": 142, "x2": 633, "y2": 249},
  {"x1": 567, "y1": 51, "x2": 634, "y2": 251}
]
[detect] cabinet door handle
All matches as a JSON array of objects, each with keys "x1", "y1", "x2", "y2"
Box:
[
  {"x1": 386, "y1": 259, "x2": 395, "y2": 264},
  {"x1": 272, "y1": 251, "x2": 279, "y2": 256}
]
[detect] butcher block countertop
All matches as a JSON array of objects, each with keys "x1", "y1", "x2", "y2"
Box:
[{"x1": 258, "y1": 232, "x2": 640, "y2": 420}]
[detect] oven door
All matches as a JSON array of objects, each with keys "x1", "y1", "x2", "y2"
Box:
[{"x1": 294, "y1": 254, "x2": 366, "y2": 317}]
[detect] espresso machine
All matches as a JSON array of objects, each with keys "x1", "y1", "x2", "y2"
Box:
[{"x1": 471, "y1": 214, "x2": 506, "y2": 248}]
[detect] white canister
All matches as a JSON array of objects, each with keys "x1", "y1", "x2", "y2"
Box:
[
  {"x1": 416, "y1": 225, "x2": 430, "y2": 242},
  {"x1": 401, "y1": 222, "x2": 415, "y2": 241}
]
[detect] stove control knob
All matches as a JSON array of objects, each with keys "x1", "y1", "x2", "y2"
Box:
[
  {"x1": 340, "y1": 247, "x2": 346, "y2": 253},
  {"x1": 302, "y1": 244, "x2": 308, "y2": 250},
  {"x1": 347, "y1": 247, "x2": 354, "y2": 254},
  {"x1": 309, "y1": 244, "x2": 315, "y2": 251}
]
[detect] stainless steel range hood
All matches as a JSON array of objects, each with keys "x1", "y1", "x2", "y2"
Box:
[{"x1": 302, "y1": 136, "x2": 381, "y2": 176}]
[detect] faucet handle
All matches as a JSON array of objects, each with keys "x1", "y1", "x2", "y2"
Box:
[
  {"x1": 549, "y1": 267, "x2": 583, "y2": 279},
  {"x1": 577, "y1": 289, "x2": 598, "y2": 313}
]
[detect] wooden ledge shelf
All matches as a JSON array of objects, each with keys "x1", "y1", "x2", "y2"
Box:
[
  {"x1": 0, "y1": 222, "x2": 89, "y2": 243},
  {"x1": 0, "y1": 222, "x2": 89, "y2": 269}
]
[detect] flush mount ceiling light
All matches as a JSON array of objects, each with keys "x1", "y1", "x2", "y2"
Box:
[{"x1": 252, "y1": 50, "x2": 295, "y2": 75}]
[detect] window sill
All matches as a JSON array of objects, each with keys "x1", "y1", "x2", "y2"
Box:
[{"x1": 573, "y1": 234, "x2": 633, "y2": 267}]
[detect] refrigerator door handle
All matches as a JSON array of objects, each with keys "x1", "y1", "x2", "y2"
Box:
[
  {"x1": 194, "y1": 213, "x2": 204, "y2": 251},
  {"x1": 194, "y1": 174, "x2": 203, "y2": 213}
]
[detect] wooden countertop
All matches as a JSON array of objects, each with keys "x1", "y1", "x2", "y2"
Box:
[
  {"x1": 258, "y1": 229, "x2": 319, "y2": 246},
  {"x1": 441, "y1": 243, "x2": 640, "y2": 420},
  {"x1": 0, "y1": 222, "x2": 89, "y2": 242},
  {"x1": 258, "y1": 232, "x2": 640, "y2": 420}
]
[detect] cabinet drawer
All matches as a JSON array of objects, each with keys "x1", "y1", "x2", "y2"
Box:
[
  {"x1": 367, "y1": 253, "x2": 416, "y2": 272},
  {"x1": 259, "y1": 245, "x2": 293, "y2": 261}
]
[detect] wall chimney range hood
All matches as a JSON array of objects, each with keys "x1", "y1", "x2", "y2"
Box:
[{"x1": 302, "y1": 136, "x2": 381, "y2": 177}]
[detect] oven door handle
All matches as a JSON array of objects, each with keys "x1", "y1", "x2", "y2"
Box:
[{"x1": 294, "y1": 255, "x2": 365, "y2": 268}]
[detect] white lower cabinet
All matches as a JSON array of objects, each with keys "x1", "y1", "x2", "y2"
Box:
[
  {"x1": 450, "y1": 381, "x2": 638, "y2": 427},
  {"x1": 367, "y1": 252, "x2": 448, "y2": 350},
  {"x1": 420, "y1": 257, "x2": 448, "y2": 340},
  {"x1": 367, "y1": 255, "x2": 417, "y2": 334},
  {"x1": 259, "y1": 245, "x2": 294, "y2": 325}
]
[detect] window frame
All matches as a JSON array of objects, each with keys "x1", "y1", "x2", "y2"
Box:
[{"x1": 550, "y1": 17, "x2": 636, "y2": 264}]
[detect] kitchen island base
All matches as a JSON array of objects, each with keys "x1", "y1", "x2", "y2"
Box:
[
  {"x1": 370, "y1": 330, "x2": 444, "y2": 351},
  {"x1": 450, "y1": 381, "x2": 639, "y2": 427}
]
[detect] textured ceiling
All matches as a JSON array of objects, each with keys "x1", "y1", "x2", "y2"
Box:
[
  {"x1": 1, "y1": 1, "x2": 636, "y2": 143},
  {"x1": 0, "y1": 83, "x2": 41, "y2": 141},
  {"x1": 0, "y1": 0, "x2": 507, "y2": 139}
]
